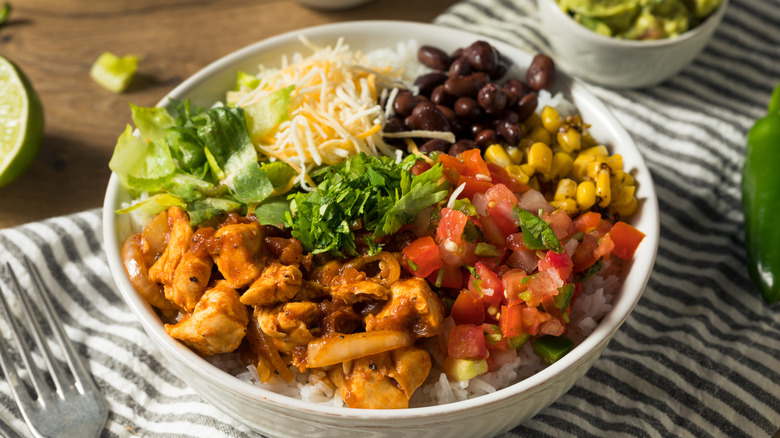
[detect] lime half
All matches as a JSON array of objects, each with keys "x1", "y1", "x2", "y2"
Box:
[{"x1": 0, "y1": 56, "x2": 44, "y2": 188}]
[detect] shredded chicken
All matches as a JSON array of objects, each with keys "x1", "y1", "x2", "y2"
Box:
[
  {"x1": 327, "y1": 346, "x2": 431, "y2": 409},
  {"x1": 165, "y1": 280, "x2": 248, "y2": 356},
  {"x1": 148, "y1": 206, "x2": 193, "y2": 287},
  {"x1": 364, "y1": 277, "x2": 446, "y2": 337},
  {"x1": 241, "y1": 263, "x2": 303, "y2": 306},
  {"x1": 210, "y1": 222, "x2": 265, "y2": 288}
]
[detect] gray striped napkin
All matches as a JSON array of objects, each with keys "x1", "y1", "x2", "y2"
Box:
[{"x1": 1, "y1": 0, "x2": 779, "y2": 436}]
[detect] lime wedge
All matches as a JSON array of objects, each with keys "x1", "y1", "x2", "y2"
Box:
[
  {"x1": 90, "y1": 52, "x2": 138, "y2": 93},
  {"x1": 0, "y1": 56, "x2": 44, "y2": 188}
]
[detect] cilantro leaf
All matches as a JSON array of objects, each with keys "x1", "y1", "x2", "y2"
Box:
[{"x1": 516, "y1": 207, "x2": 564, "y2": 253}]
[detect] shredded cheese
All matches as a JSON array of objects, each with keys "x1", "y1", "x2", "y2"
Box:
[{"x1": 231, "y1": 37, "x2": 428, "y2": 190}]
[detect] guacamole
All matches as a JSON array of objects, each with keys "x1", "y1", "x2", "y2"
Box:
[{"x1": 556, "y1": 0, "x2": 723, "y2": 40}]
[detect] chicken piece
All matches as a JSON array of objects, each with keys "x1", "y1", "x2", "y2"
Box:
[
  {"x1": 240, "y1": 263, "x2": 303, "y2": 306},
  {"x1": 210, "y1": 222, "x2": 265, "y2": 288},
  {"x1": 364, "y1": 277, "x2": 445, "y2": 337},
  {"x1": 256, "y1": 302, "x2": 319, "y2": 355},
  {"x1": 148, "y1": 206, "x2": 193, "y2": 286},
  {"x1": 327, "y1": 346, "x2": 431, "y2": 409},
  {"x1": 165, "y1": 280, "x2": 248, "y2": 356},
  {"x1": 329, "y1": 268, "x2": 390, "y2": 304},
  {"x1": 169, "y1": 251, "x2": 213, "y2": 312}
]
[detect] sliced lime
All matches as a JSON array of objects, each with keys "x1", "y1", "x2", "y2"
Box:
[
  {"x1": 0, "y1": 56, "x2": 44, "y2": 188},
  {"x1": 90, "y1": 52, "x2": 138, "y2": 93}
]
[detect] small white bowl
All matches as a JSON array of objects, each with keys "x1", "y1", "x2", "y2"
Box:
[
  {"x1": 538, "y1": 0, "x2": 729, "y2": 89},
  {"x1": 103, "y1": 21, "x2": 659, "y2": 438}
]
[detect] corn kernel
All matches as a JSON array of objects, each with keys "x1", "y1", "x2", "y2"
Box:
[
  {"x1": 612, "y1": 170, "x2": 635, "y2": 187},
  {"x1": 586, "y1": 160, "x2": 608, "y2": 181},
  {"x1": 580, "y1": 145, "x2": 609, "y2": 157},
  {"x1": 572, "y1": 154, "x2": 595, "y2": 181},
  {"x1": 507, "y1": 164, "x2": 530, "y2": 184},
  {"x1": 556, "y1": 128, "x2": 581, "y2": 154},
  {"x1": 520, "y1": 163, "x2": 536, "y2": 177},
  {"x1": 554, "y1": 178, "x2": 577, "y2": 201},
  {"x1": 604, "y1": 154, "x2": 624, "y2": 171},
  {"x1": 524, "y1": 112, "x2": 543, "y2": 130},
  {"x1": 527, "y1": 176, "x2": 541, "y2": 192},
  {"x1": 541, "y1": 106, "x2": 564, "y2": 133},
  {"x1": 485, "y1": 144, "x2": 512, "y2": 168},
  {"x1": 581, "y1": 131, "x2": 598, "y2": 148},
  {"x1": 527, "y1": 142, "x2": 552, "y2": 174},
  {"x1": 612, "y1": 196, "x2": 638, "y2": 217},
  {"x1": 549, "y1": 152, "x2": 574, "y2": 180},
  {"x1": 527, "y1": 126, "x2": 552, "y2": 146},
  {"x1": 596, "y1": 168, "x2": 611, "y2": 207},
  {"x1": 577, "y1": 180, "x2": 597, "y2": 210},
  {"x1": 612, "y1": 184, "x2": 636, "y2": 207},
  {"x1": 551, "y1": 198, "x2": 579, "y2": 216},
  {"x1": 505, "y1": 145, "x2": 524, "y2": 164}
]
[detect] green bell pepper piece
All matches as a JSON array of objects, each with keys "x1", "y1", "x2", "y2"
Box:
[{"x1": 742, "y1": 82, "x2": 780, "y2": 304}]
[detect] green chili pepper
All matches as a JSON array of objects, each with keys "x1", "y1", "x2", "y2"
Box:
[
  {"x1": 742, "y1": 81, "x2": 780, "y2": 304},
  {"x1": 532, "y1": 335, "x2": 574, "y2": 364}
]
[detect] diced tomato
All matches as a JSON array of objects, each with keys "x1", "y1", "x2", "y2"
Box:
[
  {"x1": 456, "y1": 175, "x2": 493, "y2": 199},
  {"x1": 437, "y1": 154, "x2": 466, "y2": 184},
  {"x1": 451, "y1": 290, "x2": 485, "y2": 325},
  {"x1": 426, "y1": 263, "x2": 465, "y2": 289},
  {"x1": 521, "y1": 305, "x2": 551, "y2": 336},
  {"x1": 501, "y1": 268, "x2": 528, "y2": 305},
  {"x1": 487, "y1": 163, "x2": 528, "y2": 194},
  {"x1": 410, "y1": 160, "x2": 432, "y2": 176},
  {"x1": 468, "y1": 262, "x2": 504, "y2": 308},
  {"x1": 609, "y1": 221, "x2": 646, "y2": 260},
  {"x1": 448, "y1": 324, "x2": 487, "y2": 359},
  {"x1": 573, "y1": 211, "x2": 601, "y2": 233},
  {"x1": 459, "y1": 148, "x2": 490, "y2": 180},
  {"x1": 500, "y1": 304, "x2": 523, "y2": 338},
  {"x1": 438, "y1": 238, "x2": 477, "y2": 267},
  {"x1": 522, "y1": 268, "x2": 565, "y2": 307},
  {"x1": 539, "y1": 317, "x2": 565, "y2": 336},
  {"x1": 476, "y1": 255, "x2": 502, "y2": 272},
  {"x1": 479, "y1": 215, "x2": 509, "y2": 247},
  {"x1": 538, "y1": 250, "x2": 573, "y2": 281},
  {"x1": 437, "y1": 208, "x2": 469, "y2": 244},
  {"x1": 594, "y1": 233, "x2": 615, "y2": 260},
  {"x1": 572, "y1": 233, "x2": 600, "y2": 273},
  {"x1": 541, "y1": 294, "x2": 564, "y2": 322},
  {"x1": 594, "y1": 218, "x2": 613, "y2": 239},
  {"x1": 483, "y1": 185, "x2": 519, "y2": 236},
  {"x1": 403, "y1": 236, "x2": 443, "y2": 278},
  {"x1": 544, "y1": 209, "x2": 575, "y2": 240}
]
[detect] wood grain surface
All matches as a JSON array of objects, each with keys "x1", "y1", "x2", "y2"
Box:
[{"x1": 0, "y1": 0, "x2": 456, "y2": 228}]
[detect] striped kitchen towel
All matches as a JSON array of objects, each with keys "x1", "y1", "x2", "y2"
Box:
[{"x1": 1, "y1": 0, "x2": 779, "y2": 437}]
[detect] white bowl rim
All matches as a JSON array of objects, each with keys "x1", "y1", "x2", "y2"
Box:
[
  {"x1": 539, "y1": 0, "x2": 730, "y2": 48},
  {"x1": 103, "y1": 20, "x2": 660, "y2": 421}
]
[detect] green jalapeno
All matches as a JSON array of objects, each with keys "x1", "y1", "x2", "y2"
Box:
[{"x1": 742, "y1": 82, "x2": 780, "y2": 304}]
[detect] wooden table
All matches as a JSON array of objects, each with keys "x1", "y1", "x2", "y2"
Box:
[{"x1": 0, "y1": 0, "x2": 456, "y2": 228}]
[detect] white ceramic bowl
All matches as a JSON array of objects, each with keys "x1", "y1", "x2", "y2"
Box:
[
  {"x1": 538, "y1": 0, "x2": 729, "y2": 89},
  {"x1": 103, "y1": 21, "x2": 660, "y2": 438}
]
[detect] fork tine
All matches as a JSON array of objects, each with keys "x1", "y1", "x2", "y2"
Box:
[
  {"x1": 21, "y1": 257, "x2": 100, "y2": 395},
  {"x1": 5, "y1": 263, "x2": 69, "y2": 404},
  {"x1": 0, "y1": 266, "x2": 40, "y2": 410}
]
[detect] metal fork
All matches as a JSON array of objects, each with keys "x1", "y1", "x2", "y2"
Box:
[{"x1": 0, "y1": 258, "x2": 108, "y2": 438}]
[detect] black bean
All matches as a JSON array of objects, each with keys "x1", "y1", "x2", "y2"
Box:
[
  {"x1": 474, "y1": 129, "x2": 498, "y2": 148},
  {"x1": 477, "y1": 83, "x2": 508, "y2": 114},
  {"x1": 406, "y1": 101, "x2": 451, "y2": 132},
  {"x1": 393, "y1": 91, "x2": 420, "y2": 118},
  {"x1": 430, "y1": 85, "x2": 454, "y2": 106},
  {"x1": 514, "y1": 92, "x2": 538, "y2": 122},
  {"x1": 502, "y1": 78, "x2": 529, "y2": 99},
  {"x1": 414, "y1": 72, "x2": 448, "y2": 97},
  {"x1": 496, "y1": 120, "x2": 522, "y2": 145},
  {"x1": 418, "y1": 45, "x2": 452, "y2": 71},
  {"x1": 448, "y1": 57, "x2": 473, "y2": 78},
  {"x1": 454, "y1": 97, "x2": 483, "y2": 120},
  {"x1": 384, "y1": 116, "x2": 405, "y2": 133},
  {"x1": 526, "y1": 54, "x2": 556, "y2": 91},
  {"x1": 443, "y1": 72, "x2": 489, "y2": 98},
  {"x1": 469, "y1": 122, "x2": 491, "y2": 138},
  {"x1": 419, "y1": 139, "x2": 450, "y2": 154},
  {"x1": 448, "y1": 139, "x2": 479, "y2": 156},
  {"x1": 463, "y1": 41, "x2": 498, "y2": 75},
  {"x1": 492, "y1": 64, "x2": 507, "y2": 79}
]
